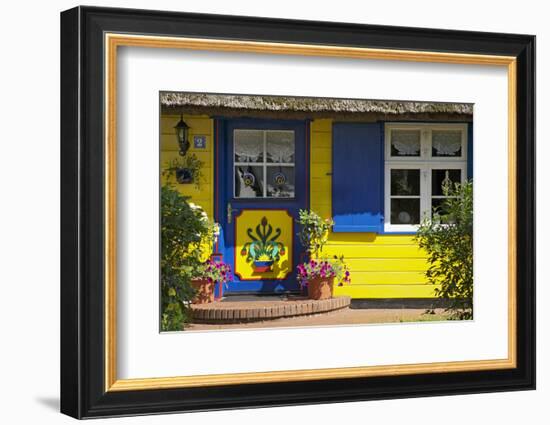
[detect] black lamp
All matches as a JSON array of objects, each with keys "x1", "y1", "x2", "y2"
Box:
[{"x1": 174, "y1": 115, "x2": 190, "y2": 156}]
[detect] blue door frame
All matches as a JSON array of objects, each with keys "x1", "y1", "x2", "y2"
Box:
[{"x1": 214, "y1": 118, "x2": 309, "y2": 294}]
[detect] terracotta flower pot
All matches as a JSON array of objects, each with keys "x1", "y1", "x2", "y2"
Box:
[
  {"x1": 191, "y1": 278, "x2": 215, "y2": 304},
  {"x1": 307, "y1": 276, "x2": 334, "y2": 300}
]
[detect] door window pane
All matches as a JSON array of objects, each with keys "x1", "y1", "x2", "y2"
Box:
[
  {"x1": 432, "y1": 130, "x2": 462, "y2": 157},
  {"x1": 266, "y1": 166, "x2": 295, "y2": 198},
  {"x1": 234, "y1": 130, "x2": 264, "y2": 163},
  {"x1": 266, "y1": 131, "x2": 295, "y2": 163},
  {"x1": 391, "y1": 169, "x2": 420, "y2": 196},
  {"x1": 391, "y1": 129, "x2": 421, "y2": 157},
  {"x1": 234, "y1": 166, "x2": 264, "y2": 198},
  {"x1": 432, "y1": 169, "x2": 461, "y2": 196},
  {"x1": 390, "y1": 199, "x2": 420, "y2": 224}
]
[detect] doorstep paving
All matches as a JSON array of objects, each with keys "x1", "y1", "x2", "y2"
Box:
[
  {"x1": 190, "y1": 296, "x2": 351, "y2": 323},
  {"x1": 186, "y1": 307, "x2": 449, "y2": 331}
]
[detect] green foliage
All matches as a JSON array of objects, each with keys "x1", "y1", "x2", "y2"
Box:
[
  {"x1": 415, "y1": 180, "x2": 474, "y2": 320},
  {"x1": 296, "y1": 209, "x2": 334, "y2": 257},
  {"x1": 162, "y1": 154, "x2": 204, "y2": 189},
  {"x1": 160, "y1": 185, "x2": 212, "y2": 331}
]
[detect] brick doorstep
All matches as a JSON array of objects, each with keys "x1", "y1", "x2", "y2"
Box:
[{"x1": 191, "y1": 296, "x2": 352, "y2": 324}]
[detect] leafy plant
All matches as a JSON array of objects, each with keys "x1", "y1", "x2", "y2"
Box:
[
  {"x1": 296, "y1": 256, "x2": 351, "y2": 287},
  {"x1": 296, "y1": 209, "x2": 333, "y2": 258},
  {"x1": 162, "y1": 154, "x2": 204, "y2": 189},
  {"x1": 415, "y1": 180, "x2": 473, "y2": 320},
  {"x1": 160, "y1": 185, "x2": 213, "y2": 331}
]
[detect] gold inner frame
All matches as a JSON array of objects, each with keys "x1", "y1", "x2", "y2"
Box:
[{"x1": 104, "y1": 33, "x2": 517, "y2": 392}]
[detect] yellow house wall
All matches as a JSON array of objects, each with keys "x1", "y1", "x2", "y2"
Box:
[
  {"x1": 160, "y1": 115, "x2": 214, "y2": 219},
  {"x1": 309, "y1": 119, "x2": 438, "y2": 298}
]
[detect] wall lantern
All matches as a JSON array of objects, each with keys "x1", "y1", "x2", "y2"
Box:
[{"x1": 174, "y1": 115, "x2": 190, "y2": 156}]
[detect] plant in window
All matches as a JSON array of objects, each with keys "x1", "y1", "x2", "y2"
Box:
[
  {"x1": 162, "y1": 154, "x2": 204, "y2": 189},
  {"x1": 415, "y1": 180, "x2": 473, "y2": 320}
]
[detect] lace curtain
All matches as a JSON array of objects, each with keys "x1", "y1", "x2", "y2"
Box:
[
  {"x1": 391, "y1": 130, "x2": 420, "y2": 156},
  {"x1": 267, "y1": 132, "x2": 295, "y2": 163},
  {"x1": 432, "y1": 130, "x2": 462, "y2": 156},
  {"x1": 234, "y1": 130, "x2": 263, "y2": 162}
]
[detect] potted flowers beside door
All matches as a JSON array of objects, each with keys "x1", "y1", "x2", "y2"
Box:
[
  {"x1": 296, "y1": 209, "x2": 351, "y2": 300},
  {"x1": 191, "y1": 258, "x2": 232, "y2": 304},
  {"x1": 297, "y1": 256, "x2": 351, "y2": 300}
]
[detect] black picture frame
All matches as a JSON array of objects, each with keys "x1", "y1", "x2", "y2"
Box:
[{"x1": 60, "y1": 6, "x2": 535, "y2": 419}]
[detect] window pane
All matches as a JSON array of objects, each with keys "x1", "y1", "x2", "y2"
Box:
[
  {"x1": 266, "y1": 166, "x2": 295, "y2": 198},
  {"x1": 432, "y1": 130, "x2": 462, "y2": 157},
  {"x1": 391, "y1": 129, "x2": 421, "y2": 157},
  {"x1": 234, "y1": 165, "x2": 264, "y2": 198},
  {"x1": 234, "y1": 130, "x2": 263, "y2": 162},
  {"x1": 391, "y1": 169, "x2": 420, "y2": 196},
  {"x1": 391, "y1": 199, "x2": 420, "y2": 224},
  {"x1": 432, "y1": 169, "x2": 461, "y2": 196},
  {"x1": 266, "y1": 131, "x2": 295, "y2": 163}
]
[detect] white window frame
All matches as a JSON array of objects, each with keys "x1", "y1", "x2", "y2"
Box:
[{"x1": 384, "y1": 123, "x2": 468, "y2": 233}]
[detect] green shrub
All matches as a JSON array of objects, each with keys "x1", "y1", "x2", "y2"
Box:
[
  {"x1": 415, "y1": 180, "x2": 473, "y2": 320},
  {"x1": 160, "y1": 185, "x2": 212, "y2": 331}
]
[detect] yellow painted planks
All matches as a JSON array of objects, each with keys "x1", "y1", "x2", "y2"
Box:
[
  {"x1": 323, "y1": 244, "x2": 426, "y2": 258},
  {"x1": 343, "y1": 258, "x2": 429, "y2": 272},
  {"x1": 334, "y1": 284, "x2": 439, "y2": 298},
  {"x1": 347, "y1": 271, "x2": 427, "y2": 285}
]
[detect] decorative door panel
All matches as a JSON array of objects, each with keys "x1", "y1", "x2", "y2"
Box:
[{"x1": 234, "y1": 210, "x2": 293, "y2": 281}]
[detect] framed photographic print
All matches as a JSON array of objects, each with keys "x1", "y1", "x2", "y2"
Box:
[{"x1": 60, "y1": 6, "x2": 535, "y2": 419}]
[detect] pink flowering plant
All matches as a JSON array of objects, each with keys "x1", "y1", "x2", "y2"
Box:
[
  {"x1": 193, "y1": 258, "x2": 232, "y2": 288},
  {"x1": 296, "y1": 255, "x2": 351, "y2": 288}
]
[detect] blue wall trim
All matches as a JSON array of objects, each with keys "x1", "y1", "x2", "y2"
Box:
[{"x1": 332, "y1": 122, "x2": 384, "y2": 233}]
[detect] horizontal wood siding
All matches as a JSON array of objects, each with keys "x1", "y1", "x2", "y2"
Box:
[
  {"x1": 310, "y1": 119, "x2": 433, "y2": 298},
  {"x1": 160, "y1": 115, "x2": 214, "y2": 219}
]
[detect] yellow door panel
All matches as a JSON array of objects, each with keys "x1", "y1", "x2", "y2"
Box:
[{"x1": 235, "y1": 210, "x2": 294, "y2": 280}]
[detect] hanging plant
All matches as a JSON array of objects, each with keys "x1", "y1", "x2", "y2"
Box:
[{"x1": 162, "y1": 154, "x2": 204, "y2": 189}]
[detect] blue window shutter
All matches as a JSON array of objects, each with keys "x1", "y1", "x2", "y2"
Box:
[
  {"x1": 467, "y1": 122, "x2": 473, "y2": 180},
  {"x1": 332, "y1": 123, "x2": 383, "y2": 233}
]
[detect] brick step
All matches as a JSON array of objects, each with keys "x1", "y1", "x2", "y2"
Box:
[{"x1": 191, "y1": 296, "x2": 351, "y2": 323}]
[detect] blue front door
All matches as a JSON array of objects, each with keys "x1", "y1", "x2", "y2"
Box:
[{"x1": 216, "y1": 119, "x2": 308, "y2": 294}]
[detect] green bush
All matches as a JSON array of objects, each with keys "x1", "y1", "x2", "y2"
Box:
[
  {"x1": 160, "y1": 185, "x2": 211, "y2": 331},
  {"x1": 415, "y1": 180, "x2": 473, "y2": 320}
]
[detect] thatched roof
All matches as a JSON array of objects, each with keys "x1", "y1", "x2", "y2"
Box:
[{"x1": 160, "y1": 92, "x2": 473, "y2": 122}]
